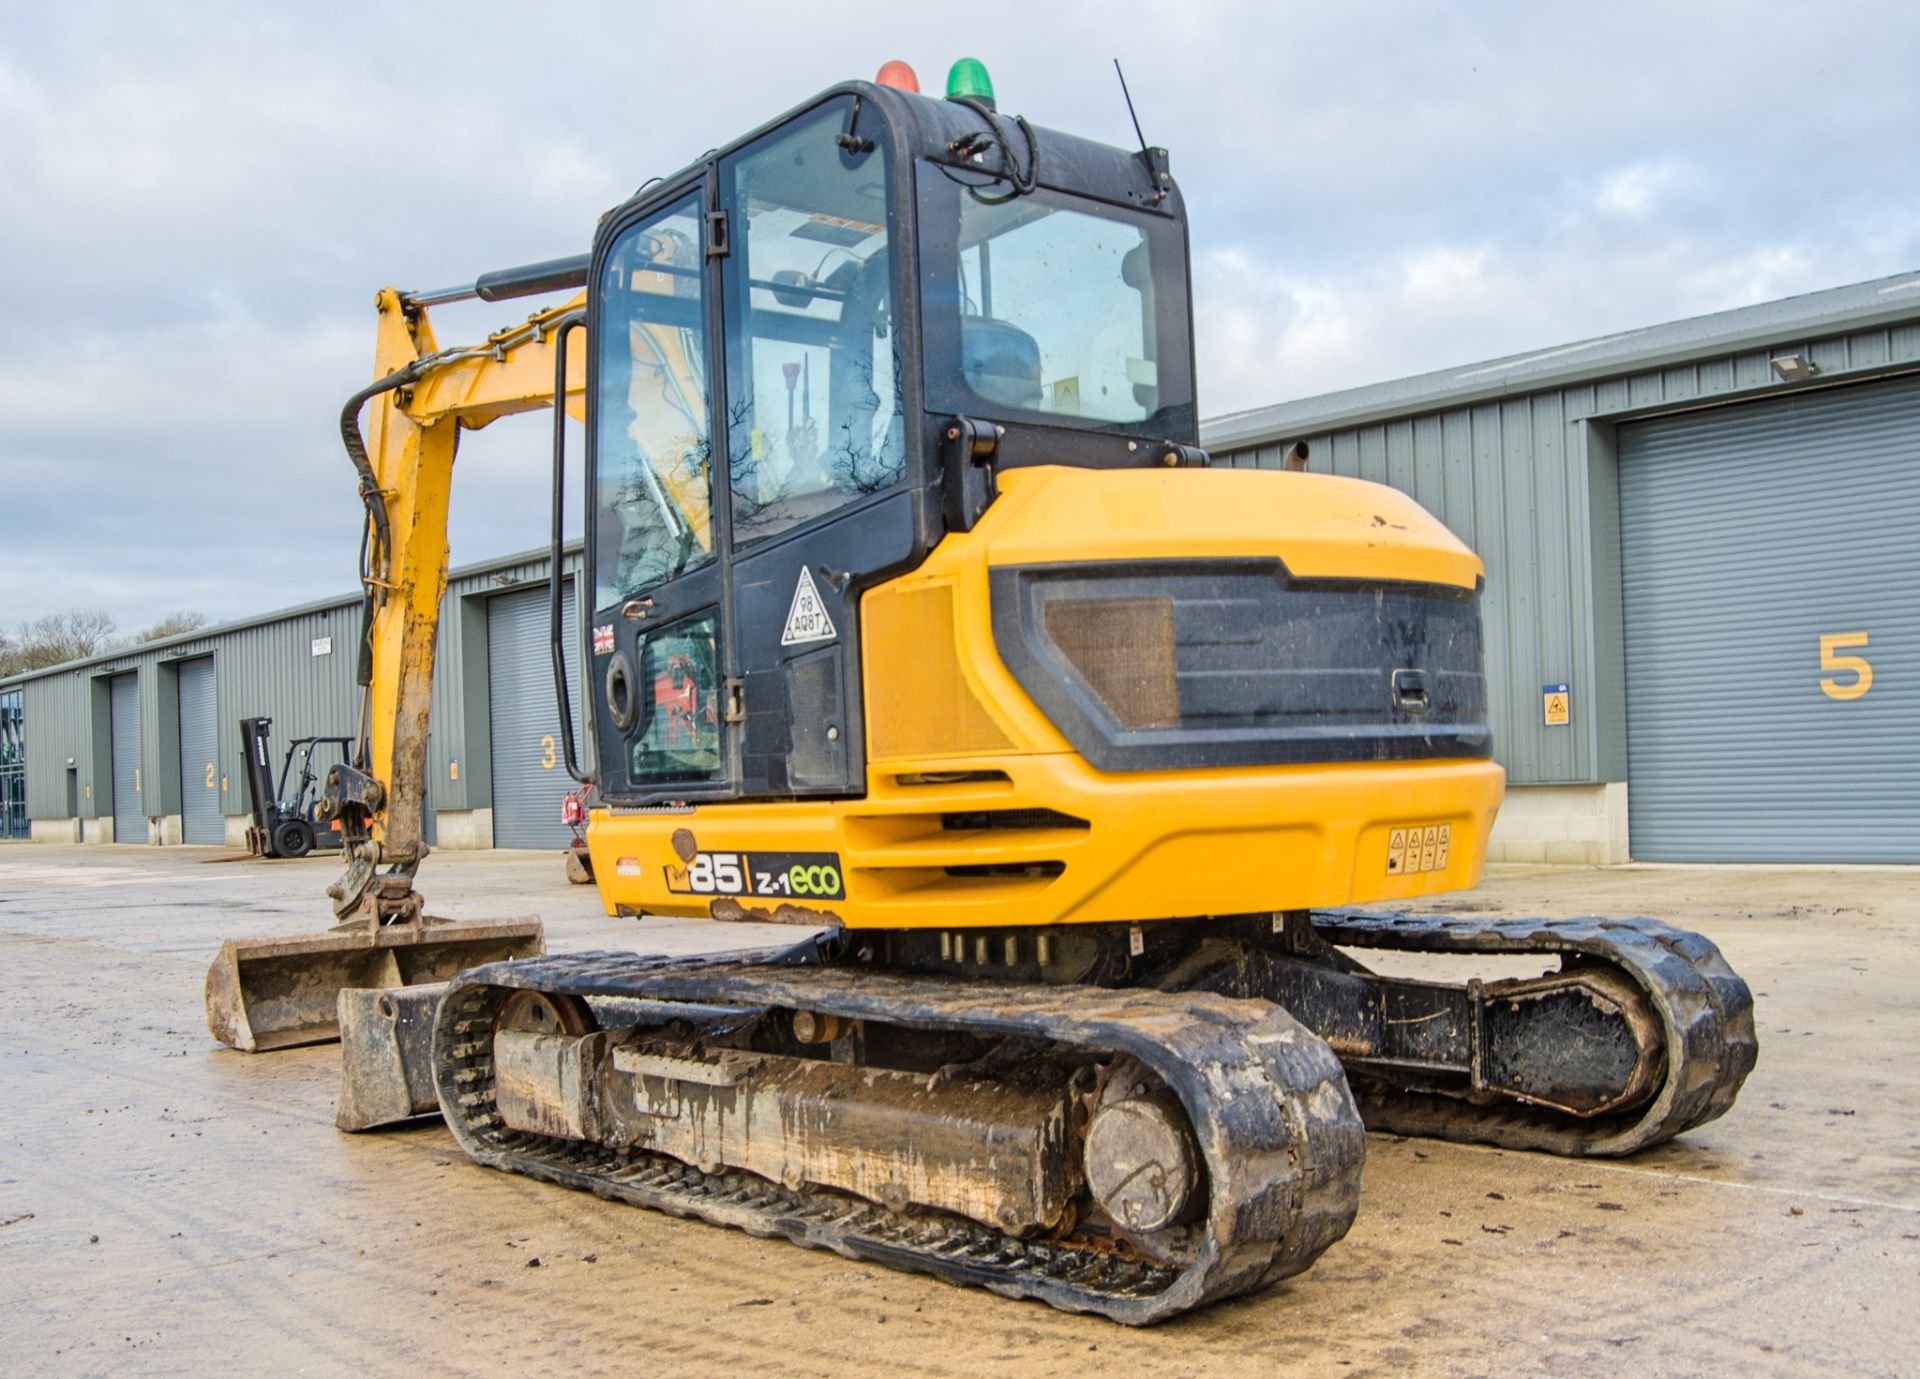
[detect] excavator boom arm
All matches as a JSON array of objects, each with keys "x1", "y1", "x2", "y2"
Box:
[
  {"x1": 334, "y1": 286, "x2": 586, "y2": 914},
  {"x1": 203, "y1": 273, "x2": 593, "y2": 1052}
]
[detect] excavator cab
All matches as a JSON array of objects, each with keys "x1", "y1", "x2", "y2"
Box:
[
  {"x1": 568, "y1": 79, "x2": 1500, "y2": 931},
  {"x1": 576, "y1": 83, "x2": 1199, "y2": 815}
]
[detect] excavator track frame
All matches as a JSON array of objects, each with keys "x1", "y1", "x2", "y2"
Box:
[
  {"x1": 1305, "y1": 910, "x2": 1757, "y2": 1155},
  {"x1": 432, "y1": 948, "x2": 1366, "y2": 1325}
]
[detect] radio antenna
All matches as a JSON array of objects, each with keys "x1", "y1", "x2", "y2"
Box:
[
  {"x1": 1113, "y1": 59, "x2": 1168, "y2": 206},
  {"x1": 1113, "y1": 59, "x2": 1149, "y2": 156}
]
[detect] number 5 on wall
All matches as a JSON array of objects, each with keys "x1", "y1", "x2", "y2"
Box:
[{"x1": 1819, "y1": 632, "x2": 1872, "y2": 701}]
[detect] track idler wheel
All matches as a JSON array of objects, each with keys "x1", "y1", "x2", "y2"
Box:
[
  {"x1": 1082, "y1": 1059, "x2": 1205, "y2": 1260},
  {"x1": 1474, "y1": 965, "x2": 1664, "y2": 1117}
]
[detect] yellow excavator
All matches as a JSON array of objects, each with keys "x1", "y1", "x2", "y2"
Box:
[{"x1": 207, "y1": 60, "x2": 1756, "y2": 1323}]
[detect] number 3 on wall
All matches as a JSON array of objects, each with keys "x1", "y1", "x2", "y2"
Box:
[
  {"x1": 540, "y1": 734, "x2": 557, "y2": 769},
  {"x1": 1819, "y1": 632, "x2": 1872, "y2": 701}
]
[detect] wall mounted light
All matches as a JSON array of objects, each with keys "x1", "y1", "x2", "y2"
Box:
[{"x1": 1770, "y1": 353, "x2": 1819, "y2": 383}]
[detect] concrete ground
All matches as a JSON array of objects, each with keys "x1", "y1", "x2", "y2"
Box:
[{"x1": 0, "y1": 844, "x2": 1914, "y2": 1379}]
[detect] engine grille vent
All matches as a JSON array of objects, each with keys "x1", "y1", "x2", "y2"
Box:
[{"x1": 942, "y1": 809, "x2": 1091, "y2": 832}]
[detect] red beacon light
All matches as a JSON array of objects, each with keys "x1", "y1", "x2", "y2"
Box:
[{"x1": 875, "y1": 60, "x2": 920, "y2": 92}]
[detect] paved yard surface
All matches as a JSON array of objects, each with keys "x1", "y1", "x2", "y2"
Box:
[{"x1": 0, "y1": 844, "x2": 1914, "y2": 1377}]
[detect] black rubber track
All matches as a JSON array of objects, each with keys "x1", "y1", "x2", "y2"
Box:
[
  {"x1": 432, "y1": 950, "x2": 1366, "y2": 1325},
  {"x1": 1310, "y1": 909, "x2": 1758, "y2": 1156}
]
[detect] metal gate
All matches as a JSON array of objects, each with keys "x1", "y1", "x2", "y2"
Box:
[
  {"x1": 487, "y1": 582, "x2": 581, "y2": 849},
  {"x1": 1620, "y1": 373, "x2": 1920, "y2": 861},
  {"x1": 177, "y1": 658, "x2": 220, "y2": 844},
  {"x1": 109, "y1": 673, "x2": 145, "y2": 844}
]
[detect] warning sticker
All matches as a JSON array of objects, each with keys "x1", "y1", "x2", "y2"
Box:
[
  {"x1": 781, "y1": 566, "x2": 837, "y2": 646},
  {"x1": 1387, "y1": 823, "x2": 1452, "y2": 877},
  {"x1": 1543, "y1": 683, "x2": 1570, "y2": 727}
]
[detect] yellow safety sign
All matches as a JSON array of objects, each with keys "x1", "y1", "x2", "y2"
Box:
[
  {"x1": 1543, "y1": 683, "x2": 1570, "y2": 727},
  {"x1": 1386, "y1": 823, "x2": 1451, "y2": 876}
]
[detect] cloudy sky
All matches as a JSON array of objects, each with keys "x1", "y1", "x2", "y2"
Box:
[{"x1": 2, "y1": 2, "x2": 1916, "y2": 632}]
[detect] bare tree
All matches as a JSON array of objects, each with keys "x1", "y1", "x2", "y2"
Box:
[
  {"x1": 1, "y1": 610, "x2": 121, "y2": 675},
  {"x1": 133, "y1": 611, "x2": 208, "y2": 644}
]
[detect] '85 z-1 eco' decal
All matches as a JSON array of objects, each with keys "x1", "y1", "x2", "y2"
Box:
[{"x1": 665, "y1": 850, "x2": 846, "y2": 901}]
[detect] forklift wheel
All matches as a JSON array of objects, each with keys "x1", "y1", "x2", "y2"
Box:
[{"x1": 272, "y1": 819, "x2": 316, "y2": 859}]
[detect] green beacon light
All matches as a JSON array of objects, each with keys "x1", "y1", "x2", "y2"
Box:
[{"x1": 946, "y1": 57, "x2": 995, "y2": 110}]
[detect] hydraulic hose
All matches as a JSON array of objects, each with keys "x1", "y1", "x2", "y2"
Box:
[
  {"x1": 339, "y1": 363, "x2": 429, "y2": 771},
  {"x1": 339, "y1": 364, "x2": 427, "y2": 692}
]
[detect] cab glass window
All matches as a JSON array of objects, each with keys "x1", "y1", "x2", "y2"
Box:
[
  {"x1": 593, "y1": 194, "x2": 713, "y2": 610},
  {"x1": 919, "y1": 176, "x2": 1194, "y2": 435},
  {"x1": 630, "y1": 612, "x2": 723, "y2": 784},
  {"x1": 722, "y1": 101, "x2": 903, "y2": 547}
]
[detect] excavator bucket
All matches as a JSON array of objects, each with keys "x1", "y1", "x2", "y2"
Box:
[{"x1": 204, "y1": 917, "x2": 544, "y2": 1052}]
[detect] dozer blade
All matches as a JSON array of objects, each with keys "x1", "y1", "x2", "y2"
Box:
[
  {"x1": 336, "y1": 978, "x2": 752, "y2": 1131},
  {"x1": 336, "y1": 983, "x2": 446, "y2": 1130},
  {"x1": 205, "y1": 917, "x2": 544, "y2": 1053}
]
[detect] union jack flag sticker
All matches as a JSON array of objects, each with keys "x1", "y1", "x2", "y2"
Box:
[{"x1": 592, "y1": 623, "x2": 615, "y2": 655}]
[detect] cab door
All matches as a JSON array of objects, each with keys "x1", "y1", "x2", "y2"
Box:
[
  {"x1": 585, "y1": 180, "x2": 734, "y2": 803},
  {"x1": 716, "y1": 96, "x2": 922, "y2": 796}
]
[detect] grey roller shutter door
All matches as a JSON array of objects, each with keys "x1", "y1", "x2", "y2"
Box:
[
  {"x1": 110, "y1": 673, "x2": 145, "y2": 844},
  {"x1": 177, "y1": 658, "x2": 221, "y2": 844},
  {"x1": 1620, "y1": 373, "x2": 1920, "y2": 862},
  {"x1": 488, "y1": 583, "x2": 582, "y2": 849}
]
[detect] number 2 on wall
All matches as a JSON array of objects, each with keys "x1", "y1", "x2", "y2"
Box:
[
  {"x1": 540, "y1": 734, "x2": 557, "y2": 769},
  {"x1": 1819, "y1": 632, "x2": 1872, "y2": 701},
  {"x1": 204, "y1": 763, "x2": 216, "y2": 789}
]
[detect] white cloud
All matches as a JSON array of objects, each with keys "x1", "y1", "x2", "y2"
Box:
[
  {"x1": 1194, "y1": 225, "x2": 1910, "y2": 419},
  {"x1": 2, "y1": 1, "x2": 1919, "y2": 630},
  {"x1": 1594, "y1": 160, "x2": 1688, "y2": 218}
]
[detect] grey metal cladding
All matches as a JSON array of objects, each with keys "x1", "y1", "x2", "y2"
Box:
[
  {"x1": 486, "y1": 581, "x2": 582, "y2": 849},
  {"x1": 177, "y1": 657, "x2": 221, "y2": 844},
  {"x1": 1205, "y1": 281, "x2": 1920, "y2": 788},
  {"x1": 212, "y1": 607, "x2": 360, "y2": 818},
  {"x1": 1619, "y1": 372, "x2": 1920, "y2": 862},
  {"x1": 109, "y1": 672, "x2": 144, "y2": 843},
  {"x1": 2, "y1": 543, "x2": 584, "y2": 829}
]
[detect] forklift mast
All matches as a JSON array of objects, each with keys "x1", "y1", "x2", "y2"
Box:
[{"x1": 239, "y1": 717, "x2": 278, "y2": 832}]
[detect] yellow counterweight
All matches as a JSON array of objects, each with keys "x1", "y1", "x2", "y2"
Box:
[{"x1": 587, "y1": 464, "x2": 1504, "y2": 929}]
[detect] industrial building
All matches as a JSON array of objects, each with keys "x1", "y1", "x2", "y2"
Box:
[
  {"x1": 4, "y1": 271, "x2": 1915, "y2": 864},
  {"x1": 1204, "y1": 269, "x2": 1919, "y2": 864},
  {"x1": 0, "y1": 548, "x2": 585, "y2": 852}
]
